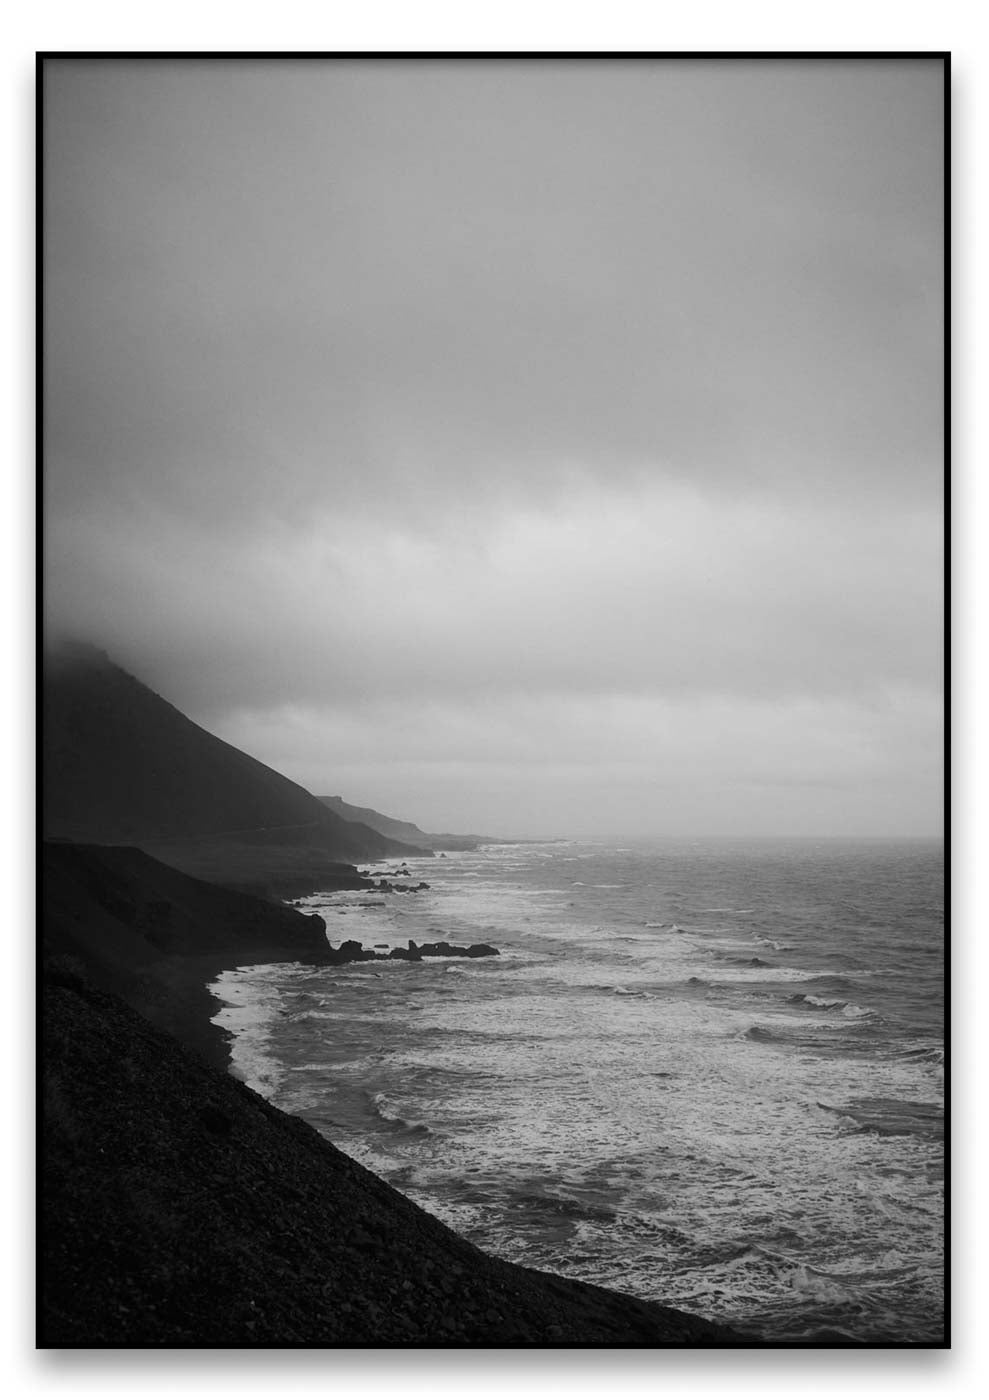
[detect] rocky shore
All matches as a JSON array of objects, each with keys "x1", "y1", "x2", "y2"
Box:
[
  {"x1": 41, "y1": 838, "x2": 765, "y2": 1347},
  {"x1": 42, "y1": 963, "x2": 760, "y2": 1347},
  {"x1": 326, "y1": 937, "x2": 500, "y2": 965},
  {"x1": 42, "y1": 842, "x2": 498, "y2": 1068}
]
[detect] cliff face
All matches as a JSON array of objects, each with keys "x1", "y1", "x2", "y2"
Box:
[
  {"x1": 319, "y1": 794, "x2": 494, "y2": 852},
  {"x1": 319, "y1": 794, "x2": 437, "y2": 847},
  {"x1": 41, "y1": 965, "x2": 759, "y2": 1347}
]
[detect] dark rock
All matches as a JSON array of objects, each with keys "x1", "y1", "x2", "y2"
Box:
[
  {"x1": 316, "y1": 936, "x2": 498, "y2": 969},
  {"x1": 387, "y1": 947, "x2": 422, "y2": 962},
  {"x1": 325, "y1": 940, "x2": 377, "y2": 965},
  {"x1": 414, "y1": 940, "x2": 500, "y2": 959},
  {"x1": 200, "y1": 1105, "x2": 232, "y2": 1136}
]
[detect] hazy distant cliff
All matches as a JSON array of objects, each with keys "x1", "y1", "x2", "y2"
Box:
[{"x1": 319, "y1": 794, "x2": 495, "y2": 852}]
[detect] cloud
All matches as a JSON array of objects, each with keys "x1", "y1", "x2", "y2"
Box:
[
  {"x1": 42, "y1": 59, "x2": 944, "y2": 836},
  {"x1": 44, "y1": 59, "x2": 942, "y2": 532},
  {"x1": 46, "y1": 475, "x2": 941, "y2": 714},
  {"x1": 212, "y1": 688, "x2": 942, "y2": 839}
]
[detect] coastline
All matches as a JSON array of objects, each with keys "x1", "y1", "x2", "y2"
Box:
[
  {"x1": 215, "y1": 840, "x2": 943, "y2": 1347},
  {"x1": 42, "y1": 962, "x2": 763, "y2": 1347},
  {"x1": 40, "y1": 839, "x2": 772, "y2": 1346}
]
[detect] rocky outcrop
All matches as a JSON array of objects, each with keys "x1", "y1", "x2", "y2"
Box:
[
  {"x1": 415, "y1": 939, "x2": 499, "y2": 958},
  {"x1": 325, "y1": 938, "x2": 499, "y2": 966}
]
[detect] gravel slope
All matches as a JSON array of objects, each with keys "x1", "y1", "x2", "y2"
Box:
[{"x1": 41, "y1": 966, "x2": 760, "y2": 1349}]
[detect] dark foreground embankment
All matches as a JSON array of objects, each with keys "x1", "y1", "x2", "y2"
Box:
[
  {"x1": 41, "y1": 965, "x2": 760, "y2": 1348},
  {"x1": 41, "y1": 842, "x2": 498, "y2": 1071},
  {"x1": 42, "y1": 840, "x2": 345, "y2": 1068}
]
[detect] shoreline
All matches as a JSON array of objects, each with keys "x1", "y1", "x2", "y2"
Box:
[
  {"x1": 40, "y1": 838, "x2": 774, "y2": 1346},
  {"x1": 220, "y1": 845, "x2": 943, "y2": 1348},
  {"x1": 44, "y1": 837, "x2": 919, "y2": 1347},
  {"x1": 42, "y1": 961, "x2": 769, "y2": 1347}
]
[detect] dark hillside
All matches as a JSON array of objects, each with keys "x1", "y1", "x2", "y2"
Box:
[
  {"x1": 42, "y1": 840, "x2": 341, "y2": 1066},
  {"x1": 41, "y1": 965, "x2": 760, "y2": 1347},
  {"x1": 319, "y1": 794, "x2": 495, "y2": 852},
  {"x1": 136, "y1": 832, "x2": 383, "y2": 902},
  {"x1": 43, "y1": 644, "x2": 429, "y2": 880},
  {"x1": 319, "y1": 793, "x2": 438, "y2": 847}
]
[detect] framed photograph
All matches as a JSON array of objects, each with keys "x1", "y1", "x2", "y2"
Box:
[{"x1": 39, "y1": 53, "x2": 946, "y2": 1350}]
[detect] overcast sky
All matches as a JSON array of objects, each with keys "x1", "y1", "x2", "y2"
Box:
[{"x1": 43, "y1": 58, "x2": 943, "y2": 839}]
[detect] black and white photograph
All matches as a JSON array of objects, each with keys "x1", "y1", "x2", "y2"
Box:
[{"x1": 39, "y1": 53, "x2": 946, "y2": 1351}]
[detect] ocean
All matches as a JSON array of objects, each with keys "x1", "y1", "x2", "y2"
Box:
[{"x1": 211, "y1": 837, "x2": 945, "y2": 1345}]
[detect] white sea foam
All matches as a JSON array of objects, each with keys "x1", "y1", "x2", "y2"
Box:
[{"x1": 215, "y1": 837, "x2": 943, "y2": 1342}]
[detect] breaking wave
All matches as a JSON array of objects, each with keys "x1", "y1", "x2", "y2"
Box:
[{"x1": 369, "y1": 1091, "x2": 437, "y2": 1137}]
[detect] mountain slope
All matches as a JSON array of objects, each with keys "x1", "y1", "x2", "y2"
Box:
[
  {"x1": 319, "y1": 794, "x2": 494, "y2": 851},
  {"x1": 318, "y1": 793, "x2": 439, "y2": 847},
  {"x1": 43, "y1": 644, "x2": 428, "y2": 875}
]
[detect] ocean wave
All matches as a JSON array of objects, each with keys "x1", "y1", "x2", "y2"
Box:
[
  {"x1": 711, "y1": 965, "x2": 824, "y2": 984},
  {"x1": 787, "y1": 993, "x2": 876, "y2": 1019},
  {"x1": 812, "y1": 1101, "x2": 864, "y2": 1132},
  {"x1": 790, "y1": 1263, "x2": 858, "y2": 1305},
  {"x1": 369, "y1": 1091, "x2": 437, "y2": 1137},
  {"x1": 815, "y1": 1097, "x2": 943, "y2": 1141},
  {"x1": 892, "y1": 1042, "x2": 944, "y2": 1065},
  {"x1": 226, "y1": 838, "x2": 943, "y2": 1346},
  {"x1": 509, "y1": 1189, "x2": 617, "y2": 1224}
]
